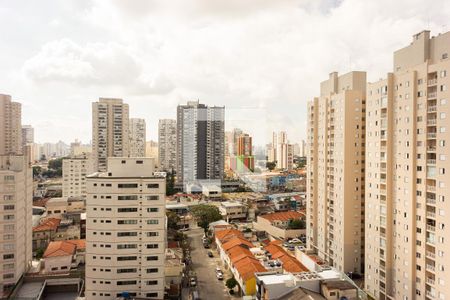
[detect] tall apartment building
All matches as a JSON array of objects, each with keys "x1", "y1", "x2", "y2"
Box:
[
  {"x1": 158, "y1": 119, "x2": 177, "y2": 171},
  {"x1": 92, "y1": 98, "x2": 130, "y2": 172},
  {"x1": 176, "y1": 101, "x2": 225, "y2": 185},
  {"x1": 62, "y1": 154, "x2": 94, "y2": 198},
  {"x1": 85, "y1": 157, "x2": 166, "y2": 300},
  {"x1": 0, "y1": 94, "x2": 22, "y2": 155},
  {"x1": 129, "y1": 118, "x2": 146, "y2": 157},
  {"x1": 0, "y1": 96, "x2": 32, "y2": 296},
  {"x1": 21, "y1": 125, "x2": 34, "y2": 150},
  {"x1": 365, "y1": 30, "x2": 450, "y2": 300},
  {"x1": 275, "y1": 131, "x2": 293, "y2": 170},
  {"x1": 307, "y1": 71, "x2": 366, "y2": 274},
  {"x1": 230, "y1": 133, "x2": 255, "y2": 172},
  {"x1": 267, "y1": 132, "x2": 277, "y2": 162}
]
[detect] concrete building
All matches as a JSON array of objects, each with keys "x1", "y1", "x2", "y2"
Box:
[
  {"x1": 253, "y1": 211, "x2": 306, "y2": 240},
  {"x1": 63, "y1": 154, "x2": 94, "y2": 198},
  {"x1": 145, "y1": 141, "x2": 159, "y2": 163},
  {"x1": 92, "y1": 98, "x2": 130, "y2": 172},
  {"x1": 158, "y1": 119, "x2": 177, "y2": 171},
  {"x1": 0, "y1": 94, "x2": 22, "y2": 155},
  {"x1": 70, "y1": 139, "x2": 92, "y2": 157},
  {"x1": 85, "y1": 157, "x2": 166, "y2": 300},
  {"x1": 0, "y1": 155, "x2": 33, "y2": 295},
  {"x1": 275, "y1": 132, "x2": 293, "y2": 170},
  {"x1": 21, "y1": 125, "x2": 34, "y2": 153},
  {"x1": 307, "y1": 71, "x2": 366, "y2": 274},
  {"x1": 176, "y1": 101, "x2": 225, "y2": 186},
  {"x1": 364, "y1": 30, "x2": 450, "y2": 300},
  {"x1": 219, "y1": 201, "x2": 247, "y2": 222},
  {"x1": 129, "y1": 118, "x2": 146, "y2": 158}
]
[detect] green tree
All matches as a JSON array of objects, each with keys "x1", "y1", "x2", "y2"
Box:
[
  {"x1": 166, "y1": 169, "x2": 175, "y2": 196},
  {"x1": 266, "y1": 161, "x2": 276, "y2": 171},
  {"x1": 226, "y1": 277, "x2": 238, "y2": 290},
  {"x1": 288, "y1": 219, "x2": 306, "y2": 229},
  {"x1": 166, "y1": 211, "x2": 180, "y2": 230},
  {"x1": 48, "y1": 158, "x2": 64, "y2": 170},
  {"x1": 191, "y1": 204, "x2": 222, "y2": 233},
  {"x1": 35, "y1": 248, "x2": 45, "y2": 259},
  {"x1": 33, "y1": 166, "x2": 43, "y2": 177}
]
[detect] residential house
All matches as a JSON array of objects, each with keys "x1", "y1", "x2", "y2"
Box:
[{"x1": 253, "y1": 211, "x2": 306, "y2": 240}]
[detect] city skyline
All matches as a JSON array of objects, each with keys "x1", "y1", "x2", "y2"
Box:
[{"x1": 1, "y1": 0, "x2": 449, "y2": 143}]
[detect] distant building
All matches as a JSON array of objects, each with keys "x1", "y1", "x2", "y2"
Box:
[
  {"x1": 219, "y1": 201, "x2": 247, "y2": 222},
  {"x1": 146, "y1": 140, "x2": 159, "y2": 163},
  {"x1": 230, "y1": 133, "x2": 255, "y2": 173},
  {"x1": 63, "y1": 154, "x2": 94, "y2": 198},
  {"x1": 92, "y1": 98, "x2": 130, "y2": 172},
  {"x1": 176, "y1": 101, "x2": 224, "y2": 186},
  {"x1": 158, "y1": 119, "x2": 177, "y2": 171},
  {"x1": 85, "y1": 157, "x2": 166, "y2": 300},
  {"x1": 70, "y1": 139, "x2": 92, "y2": 157},
  {"x1": 253, "y1": 211, "x2": 306, "y2": 240},
  {"x1": 21, "y1": 125, "x2": 34, "y2": 153},
  {"x1": 129, "y1": 118, "x2": 146, "y2": 157},
  {"x1": 0, "y1": 94, "x2": 22, "y2": 155}
]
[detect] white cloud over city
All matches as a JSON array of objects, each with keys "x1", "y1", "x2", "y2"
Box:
[{"x1": 0, "y1": 0, "x2": 449, "y2": 143}]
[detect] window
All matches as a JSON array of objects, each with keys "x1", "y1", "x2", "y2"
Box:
[
  {"x1": 118, "y1": 183, "x2": 138, "y2": 188},
  {"x1": 146, "y1": 280, "x2": 158, "y2": 285},
  {"x1": 117, "y1": 268, "x2": 137, "y2": 273},
  {"x1": 118, "y1": 195, "x2": 138, "y2": 200},
  {"x1": 147, "y1": 184, "x2": 159, "y2": 188},
  {"x1": 147, "y1": 196, "x2": 159, "y2": 200},
  {"x1": 118, "y1": 208, "x2": 138, "y2": 213},
  {"x1": 136, "y1": 160, "x2": 143, "y2": 164},
  {"x1": 117, "y1": 280, "x2": 137, "y2": 286},
  {"x1": 146, "y1": 268, "x2": 158, "y2": 273},
  {"x1": 117, "y1": 232, "x2": 137, "y2": 237},
  {"x1": 3, "y1": 254, "x2": 14, "y2": 260},
  {"x1": 117, "y1": 256, "x2": 137, "y2": 261},
  {"x1": 147, "y1": 208, "x2": 159, "y2": 213},
  {"x1": 117, "y1": 220, "x2": 138, "y2": 225},
  {"x1": 147, "y1": 220, "x2": 159, "y2": 225},
  {"x1": 146, "y1": 293, "x2": 158, "y2": 298},
  {"x1": 147, "y1": 256, "x2": 158, "y2": 261},
  {"x1": 117, "y1": 244, "x2": 137, "y2": 249},
  {"x1": 146, "y1": 232, "x2": 159, "y2": 237},
  {"x1": 147, "y1": 244, "x2": 159, "y2": 249}
]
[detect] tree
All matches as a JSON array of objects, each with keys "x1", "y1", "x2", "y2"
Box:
[
  {"x1": 167, "y1": 211, "x2": 180, "y2": 230},
  {"x1": 266, "y1": 161, "x2": 276, "y2": 171},
  {"x1": 226, "y1": 277, "x2": 238, "y2": 290},
  {"x1": 33, "y1": 166, "x2": 42, "y2": 177},
  {"x1": 190, "y1": 204, "x2": 222, "y2": 233},
  {"x1": 35, "y1": 248, "x2": 45, "y2": 259},
  {"x1": 166, "y1": 169, "x2": 175, "y2": 196},
  {"x1": 288, "y1": 219, "x2": 306, "y2": 230},
  {"x1": 48, "y1": 158, "x2": 64, "y2": 170}
]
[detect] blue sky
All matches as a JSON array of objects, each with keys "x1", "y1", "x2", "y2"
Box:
[{"x1": 1, "y1": 0, "x2": 449, "y2": 145}]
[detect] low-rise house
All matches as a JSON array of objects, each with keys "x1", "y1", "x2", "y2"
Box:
[
  {"x1": 42, "y1": 241, "x2": 76, "y2": 273},
  {"x1": 66, "y1": 197, "x2": 85, "y2": 213},
  {"x1": 219, "y1": 201, "x2": 247, "y2": 222},
  {"x1": 253, "y1": 211, "x2": 306, "y2": 240},
  {"x1": 32, "y1": 218, "x2": 61, "y2": 253},
  {"x1": 45, "y1": 197, "x2": 68, "y2": 219},
  {"x1": 264, "y1": 241, "x2": 308, "y2": 273},
  {"x1": 202, "y1": 184, "x2": 222, "y2": 199}
]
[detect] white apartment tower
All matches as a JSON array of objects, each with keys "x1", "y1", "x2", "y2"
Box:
[
  {"x1": 92, "y1": 98, "x2": 130, "y2": 172},
  {"x1": 365, "y1": 30, "x2": 450, "y2": 300},
  {"x1": 129, "y1": 118, "x2": 146, "y2": 158},
  {"x1": 158, "y1": 119, "x2": 177, "y2": 171},
  {"x1": 85, "y1": 157, "x2": 166, "y2": 300},
  {"x1": 62, "y1": 154, "x2": 94, "y2": 199},
  {"x1": 307, "y1": 71, "x2": 366, "y2": 274},
  {"x1": 0, "y1": 94, "x2": 22, "y2": 155}
]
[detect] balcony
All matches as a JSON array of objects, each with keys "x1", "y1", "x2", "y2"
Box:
[
  {"x1": 426, "y1": 251, "x2": 436, "y2": 259},
  {"x1": 427, "y1": 185, "x2": 436, "y2": 192},
  {"x1": 427, "y1": 159, "x2": 436, "y2": 165},
  {"x1": 426, "y1": 277, "x2": 435, "y2": 285},
  {"x1": 427, "y1": 211, "x2": 436, "y2": 219},
  {"x1": 428, "y1": 79, "x2": 438, "y2": 86},
  {"x1": 426, "y1": 290, "x2": 436, "y2": 299},
  {"x1": 426, "y1": 197, "x2": 436, "y2": 205},
  {"x1": 380, "y1": 133, "x2": 387, "y2": 140},
  {"x1": 427, "y1": 132, "x2": 437, "y2": 139},
  {"x1": 427, "y1": 225, "x2": 436, "y2": 232},
  {"x1": 428, "y1": 92, "x2": 437, "y2": 99},
  {"x1": 426, "y1": 264, "x2": 436, "y2": 272},
  {"x1": 427, "y1": 105, "x2": 437, "y2": 112},
  {"x1": 427, "y1": 146, "x2": 436, "y2": 152},
  {"x1": 427, "y1": 119, "x2": 437, "y2": 126}
]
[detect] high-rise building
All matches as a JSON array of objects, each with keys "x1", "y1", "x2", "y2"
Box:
[
  {"x1": 230, "y1": 133, "x2": 255, "y2": 172},
  {"x1": 267, "y1": 132, "x2": 277, "y2": 162},
  {"x1": 92, "y1": 98, "x2": 130, "y2": 172},
  {"x1": 176, "y1": 101, "x2": 225, "y2": 185},
  {"x1": 21, "y1": 125, "x2": 34, "y2": 150},
  {"x1": 62, "y1": 154, "x2": 94, "y2": 199},
  {"x1": 129, "y1": 118, "x2": 146, "y2": 157},
  {"x1": 0, "y1": 94, "x2": 22, "y2": 155},
  {"x1": 145, "y1": 141, "x2": 159, "y2": 164},
  {"x1": 85, "y1": 157, "x2": 166, "y2": 300},
  {"x1": 307, "y1": 71, "x2": 366, "y2": 274},
  {"x1": 0, "y1": 96, "x2": 32, "y2": 296},
  {"x1": 70, "y1": 139, "x2": 92, "y2": 157},
  {"x1": 300, "y1": 140, "x2": 307, "y2": 157},
  {"x1": 275, "y1": 131, "x2": 293, "y2": 170},
  {"x1": 364, "y1": 30, "x2": 450, "y2": 300},
  {"x1": 158, "y1": 119, "x2": 177, "y2": 171}
]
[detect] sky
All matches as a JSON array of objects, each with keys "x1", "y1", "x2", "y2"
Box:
[{"x1": 1, "y1": 0, "x2": 449, "y2": 145}]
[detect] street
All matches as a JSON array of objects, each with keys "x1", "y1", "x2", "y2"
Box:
[{"x1": 184, "y1": 228, "x2": 232, "y2": 300}]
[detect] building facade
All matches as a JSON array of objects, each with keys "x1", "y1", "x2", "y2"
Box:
[
  {"x1": 307, "y1": 71, "x2": 366, "y2": 274},
  {"x1": 176, "y1": 101, "x2": 225, "y2": 186},
  {"x1": 129, "y1": 118, "x2": 146, "y2": 158},
  {"x1": 365, "y1": 30, "x2": 450, "y2": 300},
  {"x1": 85, "y1": 157, "x2": 166, "y2": 300},
  {"x1": 63, "y1": 154, "x2": 94, "y2": 198},
  {"x1": 92, "y1": 98, "x2": 130, "y2": 172},
  {"x1": 0, "y1": 94, "x2": 22, "y2": 156},
  {"x1": 0, "y1": 155, "x2": 32, "y2": 295},
  {"x1": 21, "y1": 125, "x2": 34, "y2": 152},
  {"x1": 158, "y1": 119, "x2": 177, "y2": 171}
]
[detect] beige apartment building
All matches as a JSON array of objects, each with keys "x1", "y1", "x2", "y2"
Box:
[
  {"x1": 85, "y1": 157, "x2": 166, "y2": 300},
  {"x1": 158, "y1": 119, "x2": 177, "y2": 171},
  {"x1": 63, "y1": 154, "x2": 94, "y2": 198},
  {"x1": 92, "y1": 98, "x2": 130, "y2": 172},
  {"x1": 365, "y1": 30, "x2": 450, "y2": 300},
  {"x1": 129, "y1": 118, "x2": 146, "y2": 158},
  {"x1": 0, "y1": 155, "x2": 32, "y2": 295},
  {"x1": 0, "y1": 94, "x2": 22, "y2": 156},
  {"x1": 307, "y1": 71, "x2": 366, "y2": 274}
]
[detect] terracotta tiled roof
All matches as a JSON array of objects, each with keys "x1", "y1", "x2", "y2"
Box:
[
  {"x1": 215, "y1": 229, "x2": 243, "y2": 243},
  {"x1": 222, "y1": 237, "x2": 254, "y2": 252},
  {"x1": 234, "y1": 256, "x2": 267, "y2": 281},
  {"x1": 227, "y1": 246, "x2": 254, "y2": 264},
  {"x1": 260, "y1": 211, "x2": 304, "y2": 222},
  {"x1": 264, "y1": 243, "x2": 308, "y2": 273},
  {"x1": 33, "y1": 218, "x2": 61, "y2": 232},
  {"x1": 43, "y1": 241, "x2": 76, "y2": 258},
  {"x1": 66, "y1": 239, "x2": 86, "y2": 249}
]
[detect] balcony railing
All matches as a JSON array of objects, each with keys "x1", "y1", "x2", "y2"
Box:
[
  {"x1": 426, "y1": 251, "x2": 436, "y2": 259},
  {"x1": 427, "y1": 159, "x2": 436, "y2": 165},
  {"x1": 427, "y1": 225, "x2": 436, "y2": 232},
  {"x1": 427, "y1": 197, "x2": 436, "y2": 205},
  {"x1": 426, "y1": 277, "x2": 435, "y2": 285},
  {"x1": 428, "y1": 105, "x2": 437, "y2": 112},
  {"x1": 428, "y1": 78, "x2": 438, "y2": 86},
  {"x1": 427, "y1": 132, "x2": 437, "y2": 139},
  {"x1": 427, "y1": 119, "x2": 437, "y2": 125},
  {"x1": 428, "y1": 92, "x2": 437, "y2": 99},
  {"x1": 427, "y1": 146, "x2": 436, "y2": 152},
  {"x1": 427, "y1": 211, "x2": 436, "y2": 219},
  {"x1": 426, "y1": 264, "x2": 436, "y2": 272},
  {"x1": 427, "y1": 185, "x2": 436, "y2": 192}
]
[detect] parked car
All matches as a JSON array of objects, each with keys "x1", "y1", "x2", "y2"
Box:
[
  {"x1": 190, "y1": 278, "x2": 197, "y2": 287},
  {"x1": 215, "y1": 267, "x2": 223, "y2": 274},
  {"x1": 216, "y1": 272, "x2": 224, "y2": 280},
  {"x1": 289, "y1": 238, "x2": 301, "y2": 244},
  {"x1": 297, "y1": 245, "x2": 305, "y2": 251},
  {"x1": 208, "y1": 251, "x2": 214, "y2": 257},
  {"x1": 203, "y1": 243, "x2": 210, "y2": 249}
]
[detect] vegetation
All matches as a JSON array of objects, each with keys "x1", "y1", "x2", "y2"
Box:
[
  {"x1": 33, "y1": 157, "x2": 66, "y2": 178},
  {"x1": 288, "y1": 219, "x2": 306, "y2": 230},
  {"x1": 226, "y1": 277, "x2": 238, "y2": 290},
  {"x1": 35, "y1": 248, "x2": 45, "y2": 259},
  {"x1": 166, "y1": 211, "x2": 181, "y2": 230},
  {"x1": 166, "y1": 169, "x2": 176, "y2": 196},
  {"x1": 266, "y1": 161, "x2": 276, "y2": 171},
  {"x1": 191, "y1": 204, "x2": 222, "y2": 233}
]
